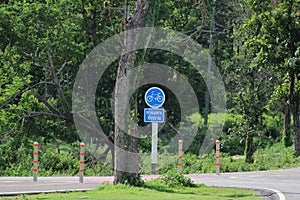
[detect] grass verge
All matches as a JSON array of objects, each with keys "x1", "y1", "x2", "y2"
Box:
[{"x1": 0, "y1": 182, "x2": 261, "y2": 200}]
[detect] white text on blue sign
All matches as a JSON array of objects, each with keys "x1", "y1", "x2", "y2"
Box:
[{"x1": 144, "y1": 108, "x2": 165, "y2": 123}]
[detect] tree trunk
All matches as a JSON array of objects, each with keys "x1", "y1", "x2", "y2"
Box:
[
  {"x1": 289, "y1": 70, "x2": 300, "y2": 156},
  {"x1": 283, "y1": 104, "x2": 292, "y2": 147},
  {"x1": 114, "y1": 0, "x2": 150, "y2": 185},
  {"x1": 114, "y1": 53, "x2": 139, "y2": 184},
  {"x1": 245, "y1": 130, "x2": 254, "y2": 163},
  {"x1": 293, "y1": 111, "x2": 300, "y2": 156}
]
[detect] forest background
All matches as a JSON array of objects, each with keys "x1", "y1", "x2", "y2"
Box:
[{"x1": 0, "y1": 0, "x2": 299, "y2": 182}]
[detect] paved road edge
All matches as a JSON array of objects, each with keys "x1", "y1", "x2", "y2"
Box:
[
  {"x1": 224, "y1": 186, "x2": 286, "y2": 200},
  {"x1": 0, "y1": 188, "x2": 93, "y2": 197}
]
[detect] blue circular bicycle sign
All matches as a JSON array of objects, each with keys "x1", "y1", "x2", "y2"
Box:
[{"x1": 145, "y1": 87, "x2": 165, "y2": 108}]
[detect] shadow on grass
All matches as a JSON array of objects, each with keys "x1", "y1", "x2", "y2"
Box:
[
  {"x1": 142, "y1": 181, "x2": 206, "y2": 195},
  {"x1": 143, "y1": 184, "x2": 197, "y2": 195},
  {"x1": 97, "y1": 179, "x2": 205, "y2": 196},
  {"x1": 224, "y1": 194, "x2": 253, "y2": 198}
]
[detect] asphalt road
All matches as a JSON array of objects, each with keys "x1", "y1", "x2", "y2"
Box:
[
  {"x1": 188, "y1": 167, "x2": 300, "y2": 200},
  {"x1": 0, "y1": 167, "x2": 299, "y2": 199}
]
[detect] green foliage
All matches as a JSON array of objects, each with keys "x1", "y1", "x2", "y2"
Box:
[
  {"x1": 161, "y1": 171, "x2": 197, "y2": 187},
  {"x1": 0, "y1": 136, "x2": 113, "y2": 176},
  {"x1": 0, "y1": 137, "x2": 32, "y2": 176},
  {"x1": 121, "y1": 173, "x2": 145, "y2": 187},
  {"x1": 184, "y1": 113, "x2": 207, "y2": 155},
  {"x1": 111, "y1": 171, "x2": 144, "y2": 187},
  {"x1": 156, "y1": 141, "x2": 300, "y2": 174},
  {"x1": 221, "y1": 112, "x2": 283, "y2": 156},
  {"x1": 220, "y1": 114, "x2": 245, "y2": 155},
  {"x1": 138, "y1": 137, "x2": 164, "y2": 153},
  {"x1": 253, "y1": 143, "x2": 300, "y2": 170},
  {"x1": 39, "y1": 149, "x2": 78, "y2": 176}
]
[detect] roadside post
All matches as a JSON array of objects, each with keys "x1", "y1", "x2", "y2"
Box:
[
  {"x1": 79, "y1": 142, "x2": 85, "y2": 183},
  {"x1": 216, "y1": 140, "x2": 220, "y2": 175},
  {"x1": 33, "y1": 142, "x2": 39, "y2": 182},
  {"x1": 144, "y1": 87, "x2": 165, "y2": 174},
  {"x1": 178, "y1": 140, "x2": 183, "y2": 172}
]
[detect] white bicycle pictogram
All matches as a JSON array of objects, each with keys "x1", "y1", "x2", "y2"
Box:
[{"x1": 146, "y1": 91, "x2": 164, "y2": 103}]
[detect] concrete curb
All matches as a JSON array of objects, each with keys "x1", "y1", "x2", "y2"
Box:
[
  {"x1": 220, "y1": 186, "x2": 285, "y2": 200},
  {"x1": 0, "y1": 188, "x2": 93, "y2": 197}
]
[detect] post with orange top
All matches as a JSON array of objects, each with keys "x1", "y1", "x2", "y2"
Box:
[
  {"x1": 178, "y1": 140, "x2": 183, "y2": 172},
  {"x1": 33, "y1": 142, "x2": 39, "y2": 182},
  {"x1": 215, "y1": 140, "x2": 220, "y2": 175},
  {"x1": 79, "y1": 142, "x2": 85, "y2": 183}
]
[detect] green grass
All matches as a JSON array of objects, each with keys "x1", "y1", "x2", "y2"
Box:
[{"x1": 0, "y1": 183, "x2": 261, "y2": 200}]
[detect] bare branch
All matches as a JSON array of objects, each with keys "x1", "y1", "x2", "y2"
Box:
[
  {"x1": 2, "y1": 108, "x2": 63, "y2": 118},
  {"x1": 46, "y1": 48, "x2": 69, "y2": 113},
  {"x1": 0, "y1": 81, "x2": 55, "y2": 109},
  {"x1": 11, "y1": 64, "x2": 63, "y2": 117},
  {"x1": 167, "y1": 121, "x2": 184, "y2": 136}
]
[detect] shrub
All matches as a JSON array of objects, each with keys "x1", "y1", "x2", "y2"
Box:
[
  {"x1": 39, "y1": 148, "x2": 79, "y2": 175},
  {"x1": 161, "y1": 171, "x2": 197, "y2": 187}
]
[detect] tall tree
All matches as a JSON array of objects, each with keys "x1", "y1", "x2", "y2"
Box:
[
  {"x1": 243, "y1": 0, "x2": 300, "y2": 154},
  {"x1": 228, "y1": 0, "x2": 300, "y2": 160},
  {"x1": 114, "y1": 0, "x2": 150, "y2": 185}
]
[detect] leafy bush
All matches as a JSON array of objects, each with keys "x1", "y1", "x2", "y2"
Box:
[
  {"x1": 220, "y1": 112, "x2": 283, "y2": 156},
  {"x1": 122, "y1": 173, "x2": 145, "y2": 187},
  {"x1": 161, "y1": 171, "x2": 197, "y2": 187},
  {"x1": 145, "y1": 171, "x2": 197, "y2": 189},
  {"x1": 38, "y1": 148, "x2": 79, "y2": 176},
  {"x1": 220, "y1": 114, "x2": 245, "y2": 155},
  {"x1": 0, "y1": 137, "x2": 32, "y2": 176}
]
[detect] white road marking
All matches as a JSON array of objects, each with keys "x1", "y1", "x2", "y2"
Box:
[
  {"x1": 238, "y1": 186, "x2": 286, "y2": 200},
  {"x1": 264, "y1": 188, "x2": 286, "y2": 200}
]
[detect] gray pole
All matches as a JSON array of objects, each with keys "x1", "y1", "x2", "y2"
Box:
[
  {"x1": 151, "y1": 122, "x2": 158, "y2": 174},
  {"x1": 125, "y1": 0, "x2": 129, "y2": 20},
  {"x1": 204, "y1": 0, "x2": 215, "y2": 126}
]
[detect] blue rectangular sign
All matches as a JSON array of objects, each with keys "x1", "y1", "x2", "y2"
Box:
[{"x1": 144, "y1": 108, "x2": 164, "y2": 123}]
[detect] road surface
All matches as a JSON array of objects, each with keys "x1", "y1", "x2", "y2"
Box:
[
  {"x1": 0, "y1": 167, "x2": 300, "y2": 199},
  {"x1": 188, "y1": 167, "x2": 300, "y2": 200}
]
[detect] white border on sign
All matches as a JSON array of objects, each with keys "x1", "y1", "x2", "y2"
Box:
[{"x1": 145, "y1": 87, "x2": 165, "y2": 108}]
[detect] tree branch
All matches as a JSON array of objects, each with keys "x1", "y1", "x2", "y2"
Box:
[
  {"x1": 11, "y1": 64, "x2": 63, "y2": 118},
  {"x1": 0, "y1": 81, "x2": 56, "y2": 109},
  {"x1": 2, "y1": 108, "x2": 63, "y2": 118},
  {"x1": 46, "y1": 48, "x2": 69, "y2": 113}
]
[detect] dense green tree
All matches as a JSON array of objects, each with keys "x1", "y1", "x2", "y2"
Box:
[{"x1": 241, "y1": 0, "x2": 300, "y2": 155}]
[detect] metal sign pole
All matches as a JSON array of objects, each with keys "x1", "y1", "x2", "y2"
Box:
[
  {"x1": 151, "y1": 122, "x2": 158, "y2": 174},
  {"x1": 145, "y1": 87, "x2": 165, "y2": 175}
]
